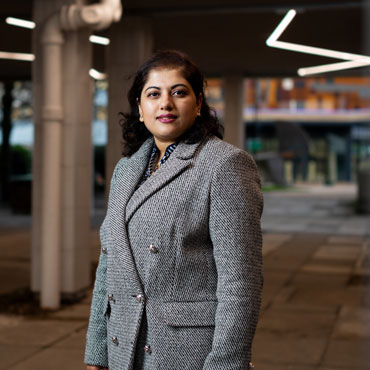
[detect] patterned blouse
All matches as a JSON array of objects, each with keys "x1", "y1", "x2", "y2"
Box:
[{"x1": 138, "y1": 141, "x2": 178, "y2": 187}]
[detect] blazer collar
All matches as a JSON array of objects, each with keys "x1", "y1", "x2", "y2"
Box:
[{"x1": 125, "y1": 137, "x2": 203, "y2": 223}]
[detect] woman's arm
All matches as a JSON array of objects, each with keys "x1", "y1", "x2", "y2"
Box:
[
  {"x1": 203, "y1": 150, "x2": 263, "y2": 370},
  {"x1": 84, "y1": 159, "x2": 125, "y2": 368},
  {"x1": 84, "y1": 243, "x2": 109, "y2": 367}
]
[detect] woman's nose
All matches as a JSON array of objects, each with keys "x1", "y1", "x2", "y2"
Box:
[{"x1": 160, "y1": 93, "x2": 173, "y2": 110}]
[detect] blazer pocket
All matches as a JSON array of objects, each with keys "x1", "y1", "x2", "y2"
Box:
[{"x1": 162, "y1": 301, "x2": 217, "y2": 327}]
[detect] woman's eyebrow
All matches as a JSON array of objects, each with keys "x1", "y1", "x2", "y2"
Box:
[
  {"x1": 171, "y1": 84, "x2": 189, "y2": 90},
  {"x1": 144, "y1": 86, "x2": 160, "y2": 93},
  {"x1": 144, "y1": 83, "x2": 189, "y2": 93}
]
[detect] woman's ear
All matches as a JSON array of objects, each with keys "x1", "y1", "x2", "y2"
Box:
[
  {"x1": 137, "y1": 99, "x2": 144, "y2": 122},
  {"x1": 196, "y1": 93, "x2": 203, "y2": 115}
]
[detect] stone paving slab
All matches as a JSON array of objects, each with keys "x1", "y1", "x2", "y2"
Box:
[
  {"x1": 332, "y1": 306, "x2": 370, "y2": 339},
  {"x1": 263, "y1": 233, "x2": 293, "y2": 243},
  {"x1": 262, "y1": 184, "x2": 370, "y2": 237},
  {"x1": 327, "y1": 235, "x2": 366, "y2": 244},
  {"x1": 322, "y1": 338, "x2": 370, "y2": 369},
  {"x1": 313, "y1": 244, "x2": 362, "y2": 261},
  {"x1": 301, "y1": 263, "x2": 353, "y2": 275},
  {"x1": 318, "y1": 368, "x2": 357, "y2": 370},
  {"x1": 270, "y1": 302, "x2": 338, "y2": 314},
  {"x1": 0, "y1": 318, "x2": 85, "y2": 347},
  {"x1": 50, "y1": 302, "x2": 91, "y2": 321},
  {"x1": 260, "y1": 270, "x2": 293, "y2": 306},
  {"x1": 0, "y1": 345, "x2": 39, "y2": 370},
  {"x1": 253, "y1": 333, "x2": 327, "y2": 366},
  {"x1": 6, "y1": 347, "x2": 85, "y2": 370},
  {"x1": 254, "y1": 363, "x2": 314, "y2": 370},
  {"x1": 54, "y1": 328, "x2": 87, "y2": 349},
  {"x1": 289, "y1": 281, "x2": 365, "y2": 308},
  {"x1": 257, "y1": 310, "x2": 336, "y2": 337}
]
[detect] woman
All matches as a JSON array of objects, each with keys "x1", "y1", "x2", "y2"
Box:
[{"x1": 85, "y1": 50, "x2": 263, "y2": 370}]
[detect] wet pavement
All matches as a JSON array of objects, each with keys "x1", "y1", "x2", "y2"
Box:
[{"x1": 0, "y1": 184, "x2": 369, "y2": 370}]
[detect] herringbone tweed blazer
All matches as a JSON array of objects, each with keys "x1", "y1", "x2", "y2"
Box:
[{"x1": 85, "y1": 135, "x2": 263, "y2": 370}]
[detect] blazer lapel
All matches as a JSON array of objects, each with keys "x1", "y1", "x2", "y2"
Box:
[
  {"x1": 125, "y1": 139, "x2": 203, "y2": 223},
  {"x1": 109, "y1": 138, "x2": 154, "y2": 291}
]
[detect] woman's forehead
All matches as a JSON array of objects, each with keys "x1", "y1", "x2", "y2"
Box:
[{"x1": 144, "y1": 67, "x2": 188, "y2": 87}]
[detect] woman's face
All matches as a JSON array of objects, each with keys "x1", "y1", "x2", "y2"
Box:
[{"x1": 138, "y1": 68, "x2": 202, "y2": 148}]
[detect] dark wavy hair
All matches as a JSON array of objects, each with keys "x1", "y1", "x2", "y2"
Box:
[{"x1": 120, "y1": 50, "x2": 223, "y2": 157}]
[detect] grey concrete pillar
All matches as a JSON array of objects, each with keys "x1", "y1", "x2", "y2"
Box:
[
  {"x1": 223, "y1": 74, "x2": 245, "y2": 150},
  {"x1": 60, "y1": 29, "x2": 93, "y2": 297},
  {"x1": 32, "y1": 0, "x2": 93, "y2": 299},
  {"x1": 106, "y1": 17, "x2": 153, "y2": 185},
  {"x1": 32, "y1": 0, "x2": 67, "y2": 296}
]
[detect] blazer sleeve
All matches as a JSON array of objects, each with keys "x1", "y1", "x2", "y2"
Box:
[
  {"x1": 84, "y1": 243, "x2": 109, "y2": 367},
  {"x1": 203, "y1": 150, "x2": 263, "y2": 370},
  {"x1": 84, "y1": 160, "x2": 123, "y2": 367}
]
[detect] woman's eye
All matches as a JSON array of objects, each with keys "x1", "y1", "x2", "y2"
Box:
[
  {"x1": 147, "y1": 91, "x2": 159, "y2": 98},
  {"x1": 173, "y1": 90, "x2": 187, "y2": 97}
]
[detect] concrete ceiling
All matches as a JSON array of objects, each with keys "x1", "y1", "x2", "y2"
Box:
[{"x1": 0, "y1": 0, "x2": 367, "y2": 80}]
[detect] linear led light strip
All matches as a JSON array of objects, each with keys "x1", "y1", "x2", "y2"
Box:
[
  {"x1": 1, "y1": 17, "x2": 109, "y2": 78},
  {"x1": 6, "y1": 17, "x2": 35, "y2": 29},
  {"x1": 0, "y1": 51, "x2": 35, "y2": 61},
  {"x1": 266, "y1": 9, "x2": 370, "y2": 76},
  {"x1": 4, "y1": 17, "x2": 110, "y2": 45}
]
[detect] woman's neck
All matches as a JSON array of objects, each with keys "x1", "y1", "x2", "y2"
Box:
[{"x1": 154, "y1": 139, "x2": 175, "y2": 159}]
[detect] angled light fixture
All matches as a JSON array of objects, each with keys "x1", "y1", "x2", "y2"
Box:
[
  {"x1": 266, "y1": 10, "x2": 370, "y2": 75},
  {"x1": 6, "y1": 17, "x2": 36, "y2": 29},
  {"x1": 298, "y1": 59, "x2": 370, "y2": 76},
  {"x1": 0, "y1": 51, "x2": 35, "y2": 61}
]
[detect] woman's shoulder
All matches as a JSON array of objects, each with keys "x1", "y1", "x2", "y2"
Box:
[
  {"x1": 201, "y1": 135, "x2": 254, "y2": 163},
  {"x1": 113, "y1": 156, "x2": 129, "y2": 176}
]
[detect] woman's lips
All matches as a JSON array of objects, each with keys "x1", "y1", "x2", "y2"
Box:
[{"x1": 157, "y1": 114, "x2": 177, "y2": 123}]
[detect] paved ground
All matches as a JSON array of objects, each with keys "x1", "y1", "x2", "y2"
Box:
[{"x1": 0, "y1": 184, "x2": 369, "y2": 370}]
